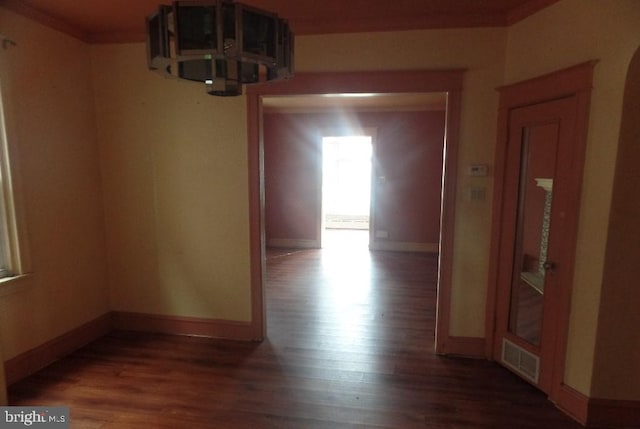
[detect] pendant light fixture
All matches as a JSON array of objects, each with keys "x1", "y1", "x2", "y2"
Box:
[{"x1": 146, "y1": 0, "x2": 294, "y2": 96}]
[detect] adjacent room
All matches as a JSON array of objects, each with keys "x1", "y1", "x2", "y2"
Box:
[{"x1": 263, "y1": 93, "x2": 446, "y2": 253}]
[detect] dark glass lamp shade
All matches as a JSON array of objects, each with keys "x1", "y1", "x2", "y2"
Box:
[{"x1": 146, "y1": 0, "x2": 294, "y2": 96}]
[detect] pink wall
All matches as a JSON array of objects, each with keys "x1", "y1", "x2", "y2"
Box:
[
  {"x1": 263, "y1": 114, "x2": 322, "y2": 241},
  {"x1": 264, "y1": 110, "x2": 445, "y2": 247}
]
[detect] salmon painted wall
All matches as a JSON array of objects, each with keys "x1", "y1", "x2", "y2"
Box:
[
  {"x1": 264, "y1": 110, "x2": 445, "y2": 247},
  {"x1": 91, "y1": 44, "x2": 252, "y2": 321},
  {"x1": 0, "y1": 9, "x2": 110, "y2": 360},
  {"x1": 263, "y1": 113, "x2": 321, "y2": 243},
  {"x1": 373, "y1": 110, "x2": 445, "y2": 246},
  {"x1": 504, "y1": 0, "x2": 640, "y2": 397}
]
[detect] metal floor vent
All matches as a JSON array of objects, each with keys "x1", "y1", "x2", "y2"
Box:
[{"x1": 502, "y1": 338, "x2": 540, "y2": 384}]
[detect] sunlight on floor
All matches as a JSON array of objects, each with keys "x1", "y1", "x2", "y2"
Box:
[{"x1": 320, "y1": 229, "x2": 373, "y2": 347}]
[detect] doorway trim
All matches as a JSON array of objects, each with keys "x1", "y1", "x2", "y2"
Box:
[
  {"x1": 246, "y1": 70, "x2": 464, "y2": 353},
  {"x1": 485, "y1": 61, "x2": 596, "y2": 420}
]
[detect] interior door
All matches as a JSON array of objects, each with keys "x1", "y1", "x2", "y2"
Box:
[{"x1": 494, "y1": 95, "x2": 580, "y2": 395}]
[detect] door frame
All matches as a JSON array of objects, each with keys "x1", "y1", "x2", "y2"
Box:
[
  {"x1": 246, "y1": 70, "x2": 464, "y2": 354},
  {"x1": 485, "y1": 62, "x2": 596, "y2": 407}
]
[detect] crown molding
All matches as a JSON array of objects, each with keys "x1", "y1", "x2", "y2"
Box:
[
  {"x1": 0, "y1": 0, "x2": 89, "y2": 42},
  {"x1": 507, "y1": 0, "x2": 562, "y2": 25}
]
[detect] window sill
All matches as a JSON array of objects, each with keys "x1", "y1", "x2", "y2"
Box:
[{"x1": 0, "y1": 273, "x2": 32, "y2": 297}]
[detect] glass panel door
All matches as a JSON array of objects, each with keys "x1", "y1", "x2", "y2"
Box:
[{"x1": 508, "y1": 123, "x2": 558, "y2": 346}]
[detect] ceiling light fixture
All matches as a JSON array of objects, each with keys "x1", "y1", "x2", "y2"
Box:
[{"x1": 146, "y1": 0, "x2": 294, "y2": 96}]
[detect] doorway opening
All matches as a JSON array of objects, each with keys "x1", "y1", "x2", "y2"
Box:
[
  {"x1": 321, "y1": 134, "x2": 373, "y2": 250},
  {"x1": 247, "y1": 70, "x2": 465, "y2": 352}
]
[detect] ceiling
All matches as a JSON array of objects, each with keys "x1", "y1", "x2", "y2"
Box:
[
  {"x1": 2, "y1": 0, "x2": 560, "y2": 44},
  {"x1": 1, "y1": 0, "x2": 557, "y2": 113}
]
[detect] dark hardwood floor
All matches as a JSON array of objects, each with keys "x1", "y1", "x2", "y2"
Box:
[{"x1": 8, "y1": 230, "x2": 583, "y2": 428}]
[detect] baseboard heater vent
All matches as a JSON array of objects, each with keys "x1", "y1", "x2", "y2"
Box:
[{"x1": 502, "y1": 338, "x2": 540, "y2": 384}]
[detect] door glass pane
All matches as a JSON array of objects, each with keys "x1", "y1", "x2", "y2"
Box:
[{"x1": 508, "y1": 124, "x2": 557, "y2": 346}]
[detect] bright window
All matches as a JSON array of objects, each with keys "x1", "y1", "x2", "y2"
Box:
[{"x1": 0, "y1": 76, "x2": 21, "y2": 279}]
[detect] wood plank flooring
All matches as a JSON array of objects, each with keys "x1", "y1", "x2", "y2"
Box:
[{"x1": 8, "y1": 231, "x2": 583, "y2": 428}]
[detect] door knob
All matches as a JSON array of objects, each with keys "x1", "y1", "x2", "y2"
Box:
[{"x1": 543, "y1": 261, "x2": 556, "y2": 271}]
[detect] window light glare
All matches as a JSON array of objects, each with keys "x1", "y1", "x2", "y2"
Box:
[{"x1": 322, "y1": 93, "x2": 378, "y2": 98}]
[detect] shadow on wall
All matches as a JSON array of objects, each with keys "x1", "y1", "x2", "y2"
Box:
[{"x1": 592, "y1": 44, "x2": 640, "y2": 401}]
